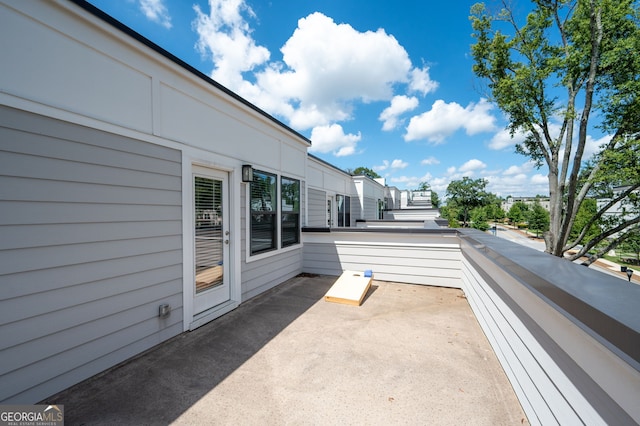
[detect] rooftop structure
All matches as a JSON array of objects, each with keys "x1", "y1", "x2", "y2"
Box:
[{"x1": 1, "y1": 1, "x2": 639, "y2": 424}]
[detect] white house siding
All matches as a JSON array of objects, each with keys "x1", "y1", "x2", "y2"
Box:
[
  {"x1": 362, "y1": 197, "x2": 379, "y2": 220},
  {"x1": 353, "y1": 176, "x2": 385, "y2": 220},
  {"x1": 1, "y1": 0, "x2": 311, "y2": 403},
  {"x1": 302, "y1": 231, "x2": 461, "y2": 287},
  {"x1": 0, "y1": 106, "x2": 183, "y2": 403},
  {"x1": 307, "y1": 188, "x2": 327, "y2": 227}
]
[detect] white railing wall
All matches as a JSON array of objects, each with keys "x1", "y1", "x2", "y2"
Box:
[{"x1": 302, "y1": 229, "x2": 461, "y2": 288}]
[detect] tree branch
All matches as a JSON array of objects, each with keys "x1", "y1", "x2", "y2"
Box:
[
  {"x1": 566, "y1": 216, "x2": 640, "y2": 261},
  {"x1": 563, "y1": 182, "x2": 639, "y2": 251}
]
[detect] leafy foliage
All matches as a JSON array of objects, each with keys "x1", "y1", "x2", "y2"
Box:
[
  {"x1": 470, "y1": 206, "x2": 490, "y2": 231},
  {"x1": 470, "y1": 0, "x2": 640, "y2": 260},
  {"x1": 431, "y1": 191, "x2": 440, "y2": 208},
  {"x1": 528, "y1": 202, "x2": 550, "y2": 237},
  {"x1": 416, "y1": 181, "x2": 431, "y2": 191},
  {"x1": 507, "y1": 201, "x2": 529, "y2": 224},
  {"x1": 351, "y1": 167, "x2": 381, "y2": 179},
  {"x1": 440, "y1": 205, "x2": 461, "y2": 228},
  {"x1": 446, "y1": 177, "x2": 489, "y2": 226}
]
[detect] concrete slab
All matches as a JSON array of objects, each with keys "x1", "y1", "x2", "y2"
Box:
[{"x1": 44, "y1": 275, "x2": 528, "y2": 425}]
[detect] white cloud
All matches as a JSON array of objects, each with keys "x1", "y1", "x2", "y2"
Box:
[
  {"x1": 404, "y1": 98, "x2": 497, "y2": 143},
  {"x1": 139, "y1": 0, "x2": 172, "y2": 28},
  {"x1": 193, "y1": 0, "x2": 270, "y2": 89},
  {"x1": 458, "y1": 159, "x2": 487, "y2": 173},
  {"x1": 481, "y1": 173, "x2": 548, "y2": 197},
  {"x1": 391, "y1": 159, "x2": 408, "y2": 169},
  {"x1": 503, "y1": 161, "x2": 535, "y2": 176},
  {"x1": 375, "y1": 158, "x2": 409, "y2": 172},
  {"x1": 421, "y1": 156, "x2": 440, "y2": 165},
  {"x1": 584, "y1": 134, "x2": 612, "y2": 161},
  {"x1": 374, "y1": 160, "x2": 390, "y2": 172},
  {"x1": 489, "y1": 127, "x2": 528, "y2": 150},
  {"x1": 252, "y1": 12, "x2": 418, "y2": 130},
  {"x1": 390, "y1": 172, "x2": 433, "y2": 190},
  {"x1": 531, "y1": 174, "x2": 548, "y2": 185},
  {"x1": 408, "y1": 66, "x2": 439, "y2": 96},
  {"x1": 193, "y1": 4, "x2": 439, "y2": 147},
  {"x1": 309, "y1": 124, "x2": 361, "y2": 157},
  {"x1": 379, "y1": 95, "x2": 419, "y2": 131}
]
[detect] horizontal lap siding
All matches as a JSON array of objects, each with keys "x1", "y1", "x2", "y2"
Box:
[
  {"x1": 307, "y1": 188, "x2": 326, "y2": 227},
  {"x1": 363, "y1": 197, "x2": 377, "y2": 220},
  {"x1": 303, "y1": 239, "x2": 462, "y2": 288},
  {"x1": 0, "y1": 107, "x2": 183, "y2": 403}
]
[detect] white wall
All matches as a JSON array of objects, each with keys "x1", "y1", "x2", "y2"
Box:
[{"x1": 0, "y1": 0, "x2": 311, "y2": 403}]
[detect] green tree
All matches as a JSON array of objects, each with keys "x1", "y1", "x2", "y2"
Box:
[
  {"x1": 350, "y1": 167, "x2": 381, "y2": 180},
  {"x1": 619, "y1": 228, "x2": 640, "y2": 264},
  {"x1": 471, "y1": 0, "x2": 640, "y2": 260},
  {"x1": 569, "y1": 198, "x2": 601, "y2": 244},
  {"x1": 470, "y1": 206, "x2": 490, "y2": 231},
  {"x1": 507, "y1": 202, "x2": 529, "y2": 225},
  {"x1": 416, "y1": 181, "x2": 431, "y2": 191},
  {"x1": 431, "y1": 191, "x2": 440, "y2": 208},
  {"x1": 440, "y1": 205, "x2": 461, "y2": 228},
  {"x1": 528, "y1": 202, "x2": 550, "y2": 238},
  {"x1": 446, "y1": 177, "x2": 489, "y2": 226},
  {"x1": 483, "y1": 193, "x2": 505, "y2": 223}
]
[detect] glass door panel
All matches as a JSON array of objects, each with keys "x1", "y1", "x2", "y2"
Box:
[{"x1": 194, "y1": 176, "x2": 223, "y2": 293}]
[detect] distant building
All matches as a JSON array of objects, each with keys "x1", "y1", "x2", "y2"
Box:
[
  {"x1": 597, "y1": 185, "x2": 639, "y2": 236},
  {"x1": 502, "y1": 196, "x2": 550, "y2": 213}
]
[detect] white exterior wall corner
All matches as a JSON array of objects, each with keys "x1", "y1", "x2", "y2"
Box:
[
  {"x1": 1, "y1": 0, "x2": 313, "y2": 404},
  {"x1": 351, "y1": 176, "x2": 385, "y2": 220}
]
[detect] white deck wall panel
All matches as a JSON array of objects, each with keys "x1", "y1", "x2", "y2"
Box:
[{"x1": 302, "y1": 231, "x2": 461, "y2": 287}]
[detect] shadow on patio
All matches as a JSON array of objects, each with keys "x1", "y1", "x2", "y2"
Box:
[{"x1": 45, "y1": 275, "x2": 527, "y2": 425}]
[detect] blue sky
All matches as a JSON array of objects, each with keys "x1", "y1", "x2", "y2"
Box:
[{"x1": 86, "y1": 0, "x2": 609, "y2": 197}]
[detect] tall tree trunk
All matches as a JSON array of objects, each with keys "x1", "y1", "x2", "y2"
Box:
[{"x1": 547, "y1": 164, "x2": 562, "y2": 255}]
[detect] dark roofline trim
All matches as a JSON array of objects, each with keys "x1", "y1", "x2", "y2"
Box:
[{"x1": 67, "y1": 0, "x2": 312, "y2": 146}]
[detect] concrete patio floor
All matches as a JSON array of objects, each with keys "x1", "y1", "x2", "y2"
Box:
[{"x1": 45, "y1": 275, "x2": 528, "y2": 425}]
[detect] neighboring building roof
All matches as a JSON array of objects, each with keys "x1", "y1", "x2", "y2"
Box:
[{"x1": 69, "y1": 0, "x2": 312, "y2": 147}]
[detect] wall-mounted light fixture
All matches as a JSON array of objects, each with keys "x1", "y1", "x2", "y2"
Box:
[{"x1": 242, "y1": 164, "x2": 253, "y2": 182}]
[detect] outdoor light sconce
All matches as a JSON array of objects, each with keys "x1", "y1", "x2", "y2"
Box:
[{"x1": 242, "y1": 164, "x2": 253, "y2": 182}]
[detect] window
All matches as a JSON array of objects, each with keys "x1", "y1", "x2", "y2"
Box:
[
  {"x1": 250, "y1": 170, "x2": 277, "y2": 254},
  {"x1": 281, "y1": 176, "x2": 300, "y2": 247},
  {"x1": 337, "y1": 194, "x2": 351, "y2": 227}
]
